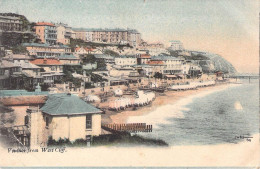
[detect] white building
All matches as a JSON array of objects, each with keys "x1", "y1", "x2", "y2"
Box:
[
  {"x1": 151, "y1": 55, "x2": 185, "y2": 74},
  {"x1": 169, "y1": 40, "x2": 184, "y2": 51},
  {"x1": 27, "y1": 93, "x2": 103, "y2": 147},
  {"x1": 56, "y1": 23, "x2": 72, "y2": 45},
  {"x1": 114, "y1": 56, "x2": 137, "y2": 67}
]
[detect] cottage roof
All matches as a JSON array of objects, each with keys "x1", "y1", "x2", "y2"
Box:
[
  {"x1": 30, "y1": 59, "x2": 62, "y2": 65},
  {"x1": 40, "y1": 94, "x2": 102, "y2": 116}
]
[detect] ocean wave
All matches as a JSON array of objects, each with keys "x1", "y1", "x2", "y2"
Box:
[{"x1": 127, "y1": 84, "x2": 236, "y2": 129}]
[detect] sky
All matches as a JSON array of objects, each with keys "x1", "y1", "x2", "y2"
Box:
[{"x1": 0, "y1": 0, "x2": 259, "y2": 73}]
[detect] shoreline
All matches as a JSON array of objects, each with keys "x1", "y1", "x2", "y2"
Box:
[{"x1": 103, "y1": 83, "x2": 230, "y2": 124}]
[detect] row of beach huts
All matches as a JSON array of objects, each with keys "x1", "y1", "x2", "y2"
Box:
[
  {"x1": 85, "y1": 80, "x2": 216, "y2": 112},
  {"x1": 168, "y1": 80, "x2": 216, "y2": 91}
]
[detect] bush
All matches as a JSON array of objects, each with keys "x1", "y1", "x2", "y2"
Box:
[{"x1": 47, "y1": 132, "x2": 168, "y2": 147}]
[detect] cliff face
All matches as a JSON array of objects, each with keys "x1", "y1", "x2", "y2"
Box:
[{"x1": 191, "y1": 51, "x2": 237, "y2": 74}]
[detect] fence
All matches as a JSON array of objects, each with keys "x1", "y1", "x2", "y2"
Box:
[{"x1": 103, "y1": 123, "x2": 152, "y2": 133}]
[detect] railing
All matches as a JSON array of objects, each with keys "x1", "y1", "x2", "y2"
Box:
[
  {"x1": 44, "y1": 79, "x2": 54, "y2": 83},
  {"x1": 102, "y1": 123, "x2": 152, "y2": 133}
]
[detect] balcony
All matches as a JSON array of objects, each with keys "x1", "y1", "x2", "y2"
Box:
[
  {"x1": 44, "y1": 79, "x2": 54, "y2": 83},
  {"x1": 65, "y1": 32, "x2": 71, "y2": 37}
]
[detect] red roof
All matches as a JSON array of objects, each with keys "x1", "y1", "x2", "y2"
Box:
[
  {"x1": 30, "y1": 59, "x2": 62, "y2": 65},
  {"x1": 35, "y1": 22, "x2": 55, "y2": 26},
  {"x1": 84, "y1": 47, "x2": 93, "y2": 51},
  {"x1": 75, "y1": 47, "x2": 81, "y2": 52},
  {"x1": 0, "y1": 96, "x2": 47, "y2": 106},
  {"x1": 140, "y1": 54, "x2": 151, "y2": 58},
  {"x1": 148, "y1": 60, "x2": 164, "y2": 65}
]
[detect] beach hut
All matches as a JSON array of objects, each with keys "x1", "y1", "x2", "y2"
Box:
[
  {"x1": 114, "y1": 88, "x2": 123, "y2": 96},
  {"x1": 150, "y1": 82, "x2": 158, "y2": 88},
  {"x1": 85, "y1": 95, "x2": 101, "y2": 103}
]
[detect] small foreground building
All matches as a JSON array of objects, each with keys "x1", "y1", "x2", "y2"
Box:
[{"x1": 28, "y1": 93, "x2": 103, "y2": 147}]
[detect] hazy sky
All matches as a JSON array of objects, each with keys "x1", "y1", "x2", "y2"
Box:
[{"x1": 0, "y1": 0, "x2": 259, "y2": 73}]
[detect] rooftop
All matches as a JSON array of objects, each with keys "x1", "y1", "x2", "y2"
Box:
[
  {"x1": 40, "y1": 93, "x2": 102, "y2": 116},
  {"x1": 169, "y1": 40, "x2": 182, "y2": 43},
  {"x1": 57, "y1": 54, "x2": 78, "y2": 60},
  {"x1": 14, "y1": 61, "x2": 41, "y2": 69},
  {"x1": 139, "y1": 54, "x2": 151, "y2": 58},
  {"x1": 148, "y1": 60, "x2": 164, "y2": 65},
  {"x1": 30, "y1": 59, "x2": 62, "y2": 65},
  {"x1": 94, "y1": 54, "x2": 114, "y2": 59},
  {"x1": 72, "y1": 27, "x2": 139, "y2": 33},
  {"x1": 35, "y1": 22, "x2": 55, "y2": 27},
  {"x1": 0, "y1": 90, "x2": 49, "y2": 97},
  {"x1": 115, "y1": 55, "x2": 136, "y2": 58},
  {"x1": 22, "y1": 43, "x2": 69, "y2": 48},
  {"x1": 0, "y1": 95, "x2": 47, "y2": 106},
  {"x1": 151, "y1": 55, "x2": 184, "y2": 61},
  {"x1": 3, "y1": 54, "x2": 32, "y2": 60},
  {"x1": 0, "y1": 60, "x2": 20, "y2": 68}
]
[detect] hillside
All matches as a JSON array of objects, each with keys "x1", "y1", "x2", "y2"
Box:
[{"x1": 191, "y1": 51, "x2": 237, "y2": 74}]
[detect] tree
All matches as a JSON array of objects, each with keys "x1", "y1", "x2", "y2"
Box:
[
  {"x1": 96, "y1": 58, "x2": 107, "y2": 70},
  {"x1": 11, "y1": 45, "x2": 28, "y2": 54},
  {"x1": 40, "y1": 83, "x2": 50, "y2": 91},
  {"x1": 191, "y1": 53, "x2": 210, "y2": 60},
  {"x1": 167, "y1": 49, "x2": 180, "y2": 57},
  {"x1": 82, "y1": 54, "x2": 96, "y2": 64},
  {"x1": 103, "y1": 49, "x2": 119, "y2": 56},
  {"x1": 154, "y1": 72, "x2": 163, "y2": 79}
]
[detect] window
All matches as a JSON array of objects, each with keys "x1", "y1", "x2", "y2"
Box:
[
  {"x1": 51, "y1": 66, "x2": 56, "y2": 71},
  {"x1": 24, "y1": 115, "x2": 29, "y2": 125},
  {"x1": 46, "y1": 116, "x2": 49, "y2": 127},
  {"x1": 86, "y1": 115, "x2": 92, "y2": 129}
]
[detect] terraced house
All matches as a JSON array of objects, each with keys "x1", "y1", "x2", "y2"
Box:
[
  {"x1": 30, "y1": 58, "x2": 64, "y2": 84},
  {"x1": 23, "y1": 43, "x2": 72, "y2": 58},
  {"x1": 73, "y1": 28, "x2": 141, "y2": 47}
]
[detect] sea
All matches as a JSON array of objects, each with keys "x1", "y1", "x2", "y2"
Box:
[{"x1": 127, "y1": 79, "x2": 259, "y2": 145}]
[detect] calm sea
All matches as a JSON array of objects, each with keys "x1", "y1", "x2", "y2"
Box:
[{"x1": 128, "y1": 79, "x2": 259, "y2": 145}]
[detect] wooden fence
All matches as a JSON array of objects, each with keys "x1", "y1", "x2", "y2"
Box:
[{"x1": 103, "y1": 123, "x2": 152, "y2": 133}]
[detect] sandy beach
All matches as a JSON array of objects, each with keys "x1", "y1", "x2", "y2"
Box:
[{"x1": 101, "y1": 83, "x2": 229, "y2": 124}]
